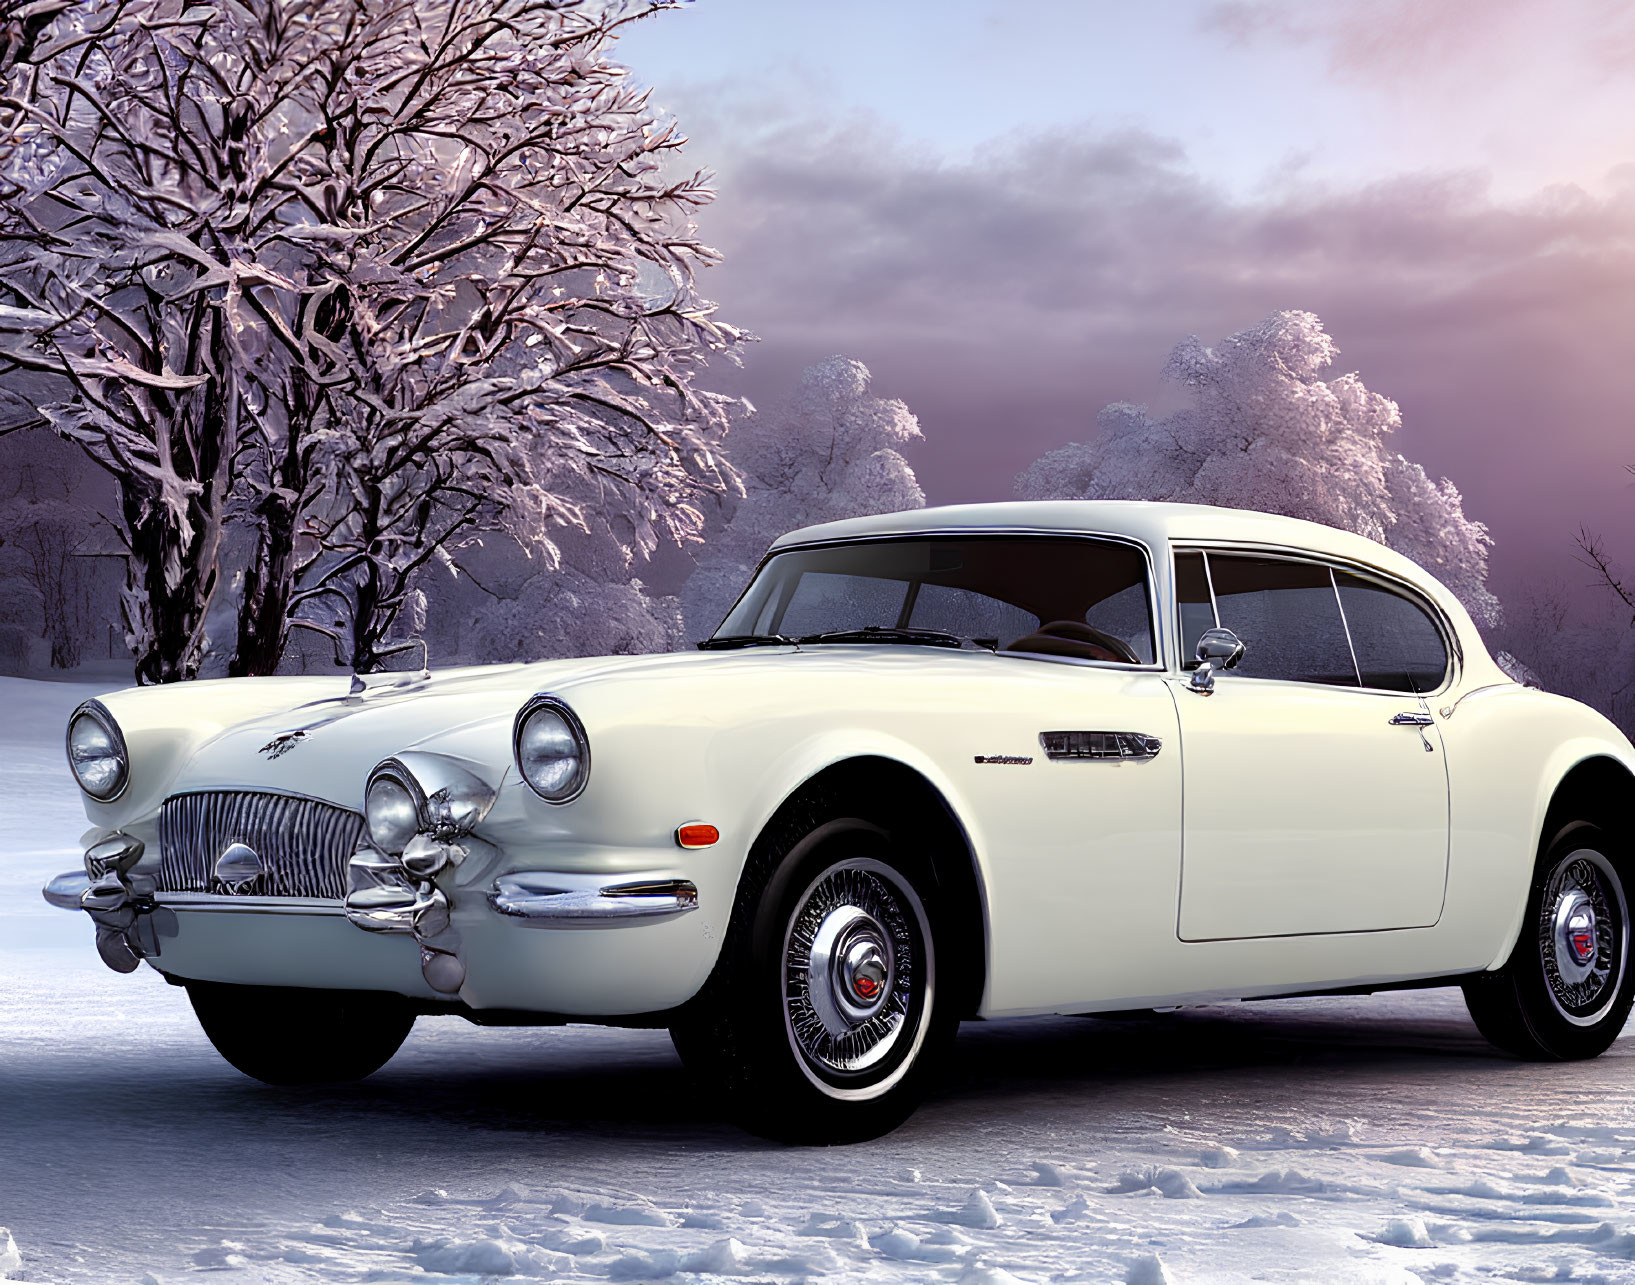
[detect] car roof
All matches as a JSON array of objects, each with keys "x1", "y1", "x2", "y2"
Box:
[
  {"x1": 775, "y1": 500, "x2": 1401, "y2": 575},
  {"x1": 766, "y1": 501, "x2": 1507, "y2": 687}
]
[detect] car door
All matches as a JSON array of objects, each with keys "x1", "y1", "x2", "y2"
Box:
[
  {"x1": 877, "y1": 535, "x2": 1184, "y2": 1014},
  {"x1": 1169, "y1": 549, "x2": 1451, "y2": 940}
]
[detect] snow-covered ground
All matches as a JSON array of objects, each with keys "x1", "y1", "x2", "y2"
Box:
[{"x1": 2, "y1": 676, "x2": 1632, "y2": 1285}]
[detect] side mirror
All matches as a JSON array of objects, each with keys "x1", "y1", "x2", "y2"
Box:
[{"x1": 1189, "y1": 626, "x2": 1244, "y2": 695}]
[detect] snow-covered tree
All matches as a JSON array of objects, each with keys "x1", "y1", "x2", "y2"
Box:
[
  {"x1": 1016, "y1": 311, "x2": 1499, "y2": 625},
  {"x1": 468, "y1": 566, "x2": 678, "y2": 663},
  {"x1": 0, "y1": 0, "x2": 743, "y2": 681},
  {"x1": 680, "y1": 356, "x2": 924, "y2": 641},
  {"x1": 0, "y1": 0, "x2": 65, "y2": 98}
]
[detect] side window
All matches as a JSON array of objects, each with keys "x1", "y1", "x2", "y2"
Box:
[
  {"x1": 1335, "y1": 571, "x2": 1449, "y2": 692},
  {"x1": 1206, "y1": 555, "x2": 1359, "y2": 687},
  {"x1": 1174, "y1": 552, "x2": 1214, "y2": 664}
]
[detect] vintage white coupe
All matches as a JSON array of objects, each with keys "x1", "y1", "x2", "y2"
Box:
[{"x1": 46, "y1": 501, "x2": 1635, "y2": 1141}]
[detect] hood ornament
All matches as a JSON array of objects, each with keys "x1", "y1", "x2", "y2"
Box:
[{"x1": 258, "y1": 728, "x2": 308, "y2": 760}]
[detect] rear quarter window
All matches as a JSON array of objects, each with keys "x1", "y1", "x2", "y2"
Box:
[{"x1": 1335, "y1": 571, "x2": 1450, "y2": 693}]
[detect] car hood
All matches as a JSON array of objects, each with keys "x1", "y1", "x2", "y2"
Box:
[{"x1": 93, "y1": 648, "x2": 799, "y2": 820}]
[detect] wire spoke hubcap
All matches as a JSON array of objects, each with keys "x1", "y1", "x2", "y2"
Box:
[
  {"x1": 784, "y1": 860, "x2": 923, "y2": 1079},
  {"x1": 1539, "y1": 849, "x2": 1628, "y2": 1026}
]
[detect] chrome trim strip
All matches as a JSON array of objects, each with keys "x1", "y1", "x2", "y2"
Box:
[
  {"x1": 1330, "y1": 566, "x2": 1364, "y2": 687},
  {"x1": 1201, "y1": 547, "x2": 1220, "y2": 624},
  {"x1": 162, "y1": 786, "x2": 356, "y2": 807},
  {"x1": 1439, "y1": 682, "x2": 1513, "y2": 719},
  {"x1": 489, "y1": 874, "x2": 699, "y2": 924},
  {"x1": 154, "y1": 893, "x2": 346, "y2": 916}
]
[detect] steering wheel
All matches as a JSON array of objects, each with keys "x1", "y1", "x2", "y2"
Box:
[{"x1": 1004, "y1": 619, "x2": 1142, "y2": 664}]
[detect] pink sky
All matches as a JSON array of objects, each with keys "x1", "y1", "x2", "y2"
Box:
[{"x1": 619, "y1": 1, "x2": 1635, "y2": 598}]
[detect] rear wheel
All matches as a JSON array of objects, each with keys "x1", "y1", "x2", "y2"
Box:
[
  {"x1": 188, "y1": 981, "x2": 415, "y2": 1085},
  {"x1": 1463, "y1": 823, "x2": 1634, "y2": 1060},
  {"x1": 670, "y1": 816, "x2": 955, "y2": 1143}
]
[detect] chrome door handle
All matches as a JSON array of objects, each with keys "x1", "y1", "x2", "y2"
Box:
[{"x1": 1389, "y1": 711, "x2": 1434, "y2": 726}]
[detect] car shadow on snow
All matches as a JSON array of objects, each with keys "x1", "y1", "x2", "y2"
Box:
[{"x1": 3, "y1": 989, "x2": 1624, "y2": 1163}]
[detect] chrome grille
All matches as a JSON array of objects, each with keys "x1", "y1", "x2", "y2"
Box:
[{"x1": 157, "y1": 791, "x2": 365, "y2": 899}]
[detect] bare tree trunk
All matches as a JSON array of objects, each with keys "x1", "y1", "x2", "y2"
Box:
[
  {"x1": 122, "y1": 314, "x2": 236, "y2": 685},
  {"x1": 120, "y1": 480, "x2": 223, "y2": 684},
  {"x1": 230, "y1": 486, "x2": 297, "y2": 677},
  {"x1": 230, "y1": 300, "x2": 336, "y2": 677}
]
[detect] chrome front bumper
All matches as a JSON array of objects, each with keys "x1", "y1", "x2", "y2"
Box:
[{"x1": 47, "y1": 810, "x2": 716, "y2": 1014}]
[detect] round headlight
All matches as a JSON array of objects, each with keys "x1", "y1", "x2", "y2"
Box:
[
  {"x1": 365, "y1": 774, "x2": 420, "y2": 853},
  {"x1": 514, "y1": 697, "x2": 589, "y2": 803},
  {"x1": 66, "y1": 702, "x2": 128, "y2": 801}
]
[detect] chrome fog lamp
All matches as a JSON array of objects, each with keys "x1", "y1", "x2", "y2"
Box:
[
  {"x1": 365, "y1": 772, "x2": 420, "y2": 854},
  {"x1": 66, "y1": 701, "x2": 129, "y2": 801},
  {"x1": 513, "y1": 695, "x2": 589, "y2": 803}
]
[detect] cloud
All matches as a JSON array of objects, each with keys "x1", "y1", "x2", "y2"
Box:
[
  {"x1": 1199, "y1": 0, "x2": 1635, "y2": 83},
  {"x1": 687, "y1": 114, "x2": 1635, "y2": 586}
]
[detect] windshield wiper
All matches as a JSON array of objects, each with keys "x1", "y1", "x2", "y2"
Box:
[
  {"x1": 696, "y1": 633, "x2": 797, "y2": 650},
  {"x1": 796, "y1": 626, "x2": 993, "y2": 650}
]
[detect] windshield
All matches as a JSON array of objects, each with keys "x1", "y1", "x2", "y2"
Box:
[{"x1": 712, "y1": 536, "x2": 1155, "y2": 664}]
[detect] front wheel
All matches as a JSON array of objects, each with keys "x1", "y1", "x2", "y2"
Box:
[
  {"x1": 671, "y1": 817, "x2": 953, "y2": 1143},
  {"x1": 188, "y1": 981, "x2": 416, "y2": 1085},
  {"x1": 1463, "y1": 823, "x2": 1634, "y2": 1060}
]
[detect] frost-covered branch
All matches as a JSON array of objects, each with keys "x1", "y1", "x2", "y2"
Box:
[{"x1": 0, "y1": 0, "x2": 747, "y2": 679}]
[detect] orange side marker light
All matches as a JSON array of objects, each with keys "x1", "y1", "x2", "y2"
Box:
[{"x1": 675, "y1": 823, "x2": 719, "y2": 849}]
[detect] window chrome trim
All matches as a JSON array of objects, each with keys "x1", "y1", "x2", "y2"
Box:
[
  {"x1": 1167, "y1": 542, "x2": 1459, "y2": 698},
  {"x1": 720, "y1": 527, "x2": 1168, "y2": 672},
  {"x1": 1329, "y1": 566, "x2": 1364, "y2": 689}
]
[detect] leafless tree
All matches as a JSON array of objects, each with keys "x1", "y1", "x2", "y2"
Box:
[{"x1": 0, "y1": 0, "x2": 744, "y2": 680}]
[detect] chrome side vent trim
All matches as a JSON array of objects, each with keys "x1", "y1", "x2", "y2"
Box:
[{"x1": 1039, "y1": 731, "x2": 1163, "y2": 761}]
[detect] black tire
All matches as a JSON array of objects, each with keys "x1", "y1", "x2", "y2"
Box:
[
  {"x1": 188, "y1": 981, "x2": 415, "y2": 1085},
  {"x1": 670, "y1": 812, "x2": 957, "y2": 1144},
  {"x1": 1463, "y1": 822, "x2": 1634, "y2": 1060}
]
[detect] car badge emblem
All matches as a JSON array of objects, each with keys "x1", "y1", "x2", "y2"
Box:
[
  {"x1": 259, "y1": 728, "x2": 307, "y2": 760},
  {"x1": 214, "y1": 843, "x2": 263, "y2": 893},
  {"x1": 1565, "y1": 906, "x2": 1597, "y2": 966},
  {"x1": 973, "y1": 754, "x2": 1033, "y2": 765}
]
